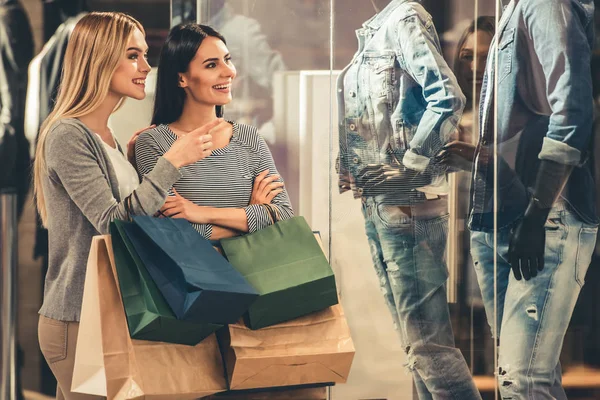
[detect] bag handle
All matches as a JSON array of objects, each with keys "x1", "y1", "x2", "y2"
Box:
[
  {"x1": 123, "y1": 190, "x2": 151, "y2": 222},
  {"x1": 262, "y1": 203, "x2": 279, "y2": 224}
]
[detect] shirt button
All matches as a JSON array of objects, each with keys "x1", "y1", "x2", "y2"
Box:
[
  {"x1": 349, "y1": 91, "x2": 356, "y2": 98},
  {"x1": 357, "y1": 188, "x2": 364, "y2": 195},
  {"x1": 353, "y1": 157, "x2": 360, "y2": 164},
  {"x1": 349, "y1": 123, "x2": 356, "y2": 131}
]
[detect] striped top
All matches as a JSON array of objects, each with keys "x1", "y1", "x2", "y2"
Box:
[{"x1": 135, "y1": 122, "x2": 293, "y2": 239}]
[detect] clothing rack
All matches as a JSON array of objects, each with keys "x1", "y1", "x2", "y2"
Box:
[{"x1": 0, "y1": 189, "x2": 18, "y2": 400}]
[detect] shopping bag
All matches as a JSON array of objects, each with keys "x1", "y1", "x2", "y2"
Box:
[
  {"x1": 217, "y1": 304, "x2": 355, "y2": 391},
  {"x1": 220, "y1": 215, "x2": 338, "y2": 329},
  {"x1": 71, "y1": 236, "x2": 227, "y2": 399},
  {"x1": 129, "y1": 216, "x2": 259, "y2": 324},
  {"x1": 111, "y1": 220, "x2": 221, "y2": 345}
]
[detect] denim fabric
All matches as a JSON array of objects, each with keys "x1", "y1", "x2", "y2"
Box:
[
  {"x1": 470, "y1": 0, "x2": 597, "y2": 231},
  {"x1": 337, "y1": 0, "x2": 465, "y2": 205},
  {"x1": 470, "y1": 202, "x2": 598, "y2": 399},
  {"x1": 361, "y1": 196, "x2": 481, "y2": 400}
]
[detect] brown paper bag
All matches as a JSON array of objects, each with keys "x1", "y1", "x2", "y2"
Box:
[
  {"x1": 218, "y1": 303, "x2": 355, "y2": 391},
  {"x1": 72, "y1": 236, "x2": 227, "y2": 399}
]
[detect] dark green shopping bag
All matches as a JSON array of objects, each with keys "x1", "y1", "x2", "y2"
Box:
[
  {"x1": 220, "y1": 211, "x2": 338, "y2": 330},
  {"x1": 110, "y1": 220, "x2": 222, "y2": 345}
]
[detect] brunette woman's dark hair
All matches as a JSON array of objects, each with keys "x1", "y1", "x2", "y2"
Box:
[
  {"x1": 454, "y1": 16, "x2": 495, "y2": 104},
  {"x1": 152, "y1": 24, "x2": 226, "y2": 125}
]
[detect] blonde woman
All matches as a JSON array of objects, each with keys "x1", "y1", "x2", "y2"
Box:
[{"x1": 33, "y1": 12, "x2": 220, "y2": 399}]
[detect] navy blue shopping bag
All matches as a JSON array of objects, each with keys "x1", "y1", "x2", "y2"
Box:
[{"x1": 127, "y1": 216, "x2": 259, "y2": 324}]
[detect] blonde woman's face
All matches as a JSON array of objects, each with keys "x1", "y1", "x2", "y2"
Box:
[
  {"x1": 109, "y1": 28, "x2": 150, "y2": 100},
  {"x1": 179, "y1": 36, "x2": 236, "y2": 107}
]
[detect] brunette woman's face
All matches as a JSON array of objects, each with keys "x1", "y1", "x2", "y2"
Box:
[
  {"x1": 179, "y1": 36, "x2": 236, "y2": 107},
  {"x1": 457, "y1": 30, "x2": 493, "y2": 99},
  {"x1": 109, "y1": 28, "x2": 150, "y2": 100}
]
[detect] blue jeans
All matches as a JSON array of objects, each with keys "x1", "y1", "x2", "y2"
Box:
[
  {"x1": 470, "y1": 202, "x2": 598, "y2": 400},
  {"x1": 361, "y1": 196, "x2": 481, "y2": 400}
]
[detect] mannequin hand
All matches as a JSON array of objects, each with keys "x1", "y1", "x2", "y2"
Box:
[
  {"x1": 508, "y1": 211, "x2": 547, "y2": 281},
  {"x1": 356, "y1": 163, "x2": 417, "y2": 195},
  {"x1": 127, "y1": 124, "x2": 155, "y2": 168},
  {"x1": 250, "y1": 169, "x2": 284, "y2": 204}
]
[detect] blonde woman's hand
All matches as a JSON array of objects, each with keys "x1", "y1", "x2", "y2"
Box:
[
  {"x1": 250, "y1": 169, "x2": 284, "y2": 205},
  {"x1": 164, "y1": 119, "x2": 224, "y2": 168},
  {"x1": 127, "y1": 124, "x2": 155, "y2": 167}
]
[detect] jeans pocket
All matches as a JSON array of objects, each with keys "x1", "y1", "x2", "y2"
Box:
[
  {"x1": 575, "y1": 226, "x2": 598, "y2": 287},
  {"x1": 374, "y1": 204, "x2": 412, "y2": 229},
  {"x1": 38, "y1": 316, "x2": 68, "y2": 364}
]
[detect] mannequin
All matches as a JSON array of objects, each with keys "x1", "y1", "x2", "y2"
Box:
[
  {"x1": 0, "y1": 0, "x2": 34, "y2": 214},
  {"x1": 336, "y1": 1, "x2": 480, "y2": 399},
  {"x1": 444, "y1": 0, "x2": 598, "y2": 397}
]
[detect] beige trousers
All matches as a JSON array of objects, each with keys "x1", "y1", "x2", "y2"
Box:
[{"x1": 38, "y1": 315, "x2": 104, "y2": 400}]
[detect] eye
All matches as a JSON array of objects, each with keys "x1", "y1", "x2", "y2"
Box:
[
  {"x1": 225, "y1": 56, "x2": 233, "y2": 64},
  {"x1": 206, "y1": 62, "x2": 217, "y2": 69},
  {"x1": 128, "y1": 53, "x2": 138, "y2": 60}
]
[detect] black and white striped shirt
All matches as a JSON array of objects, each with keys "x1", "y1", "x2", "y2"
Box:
[{"x1": 135, "y1": 122, "x2": 293, "y2": 239}]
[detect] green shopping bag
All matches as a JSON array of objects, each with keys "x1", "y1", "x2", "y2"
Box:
[
  {"x1": 110, "y1": 220, "x2": 221, "y2": 345},
  {"x1": 220, "y1": 207, "x2": 338, "y2": 330}
]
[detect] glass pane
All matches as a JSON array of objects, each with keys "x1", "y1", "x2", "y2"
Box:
[{"x1": 331, "y1": 0, "x2": 496, "y2": 398}]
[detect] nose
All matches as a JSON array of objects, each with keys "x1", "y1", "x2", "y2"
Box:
[
  {"x1": 139, "y1": 55, "x2": 151, "y2": 74},
  {"x1": 221, "y1": 61, "x2": 236, "y2": 79}
]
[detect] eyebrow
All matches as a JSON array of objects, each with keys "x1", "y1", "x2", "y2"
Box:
[
  {"x1": 127, "y1": 47, "x2": 148, "y2": 52},
  {"x1": 202, "y1": 54, "x2": 231, "y2": 64}
]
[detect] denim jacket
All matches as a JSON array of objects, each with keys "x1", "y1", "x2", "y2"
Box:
[
  {"x1": 337, "y1": 0, "x2": 465, "y2": 204},
  {"x1": 470, "y1": 0, "x2": 598, "y2": 231}
]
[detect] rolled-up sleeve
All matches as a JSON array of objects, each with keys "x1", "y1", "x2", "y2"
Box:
[
  {"x1": 243, "y1": 136, "x2": 293, "y2": 232},
  {"x1": 397, "y1": 12, "x2": 465, "y2": 171},
  {"x1": 523, "y1": 0, "x2": 593, "y2": 166}
]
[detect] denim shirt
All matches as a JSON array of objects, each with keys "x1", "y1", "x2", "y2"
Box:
[
  {"x1": 337, "y1": 0, "x2": 465, "y2": 204},
  {"x1": 470, "y1": 0, "x2": 598, "y2": 232}
]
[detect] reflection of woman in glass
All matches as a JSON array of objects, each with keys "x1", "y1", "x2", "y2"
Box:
[
  {"x1": 454, "y1": 16, "x2": 495, "y2": 145},
  {"x1": 337, "y1": 1, "x2": 481, "y2": 398},
  {"x1": 135, "y1": 24, "x2": 293, "y2": 241},
  {"x1": 451, "y1": 16, "x2": 496, "y2": 375},
  {"x1": 439, "y1": 17, "x2": 495, "y2": 172}
]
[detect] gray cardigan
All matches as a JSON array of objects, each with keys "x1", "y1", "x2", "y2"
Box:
[{"x1": 39, "y1": 118, "x2": 181, "y2": 321}]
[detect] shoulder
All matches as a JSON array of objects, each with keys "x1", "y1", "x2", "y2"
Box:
[
  {"x1": 44, "y1": 118, "x2": 101, "y2": 168},
  {"x1": 45, "y1": 118, "x2": 94, "y2": 152},
  {"x1": 233, "y1": 122, "x2": 267, "y2": 153},
  {"x1": 388, "y1": 2, "x2": 429, "y2": 24},
  {"x1": 136, "y1": 125, "x2": 173, "y2": 151}
]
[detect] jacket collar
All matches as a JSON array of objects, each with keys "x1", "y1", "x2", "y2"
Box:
[{"x1": 365, "y1": 0, "x2": 415, "y2": 30}]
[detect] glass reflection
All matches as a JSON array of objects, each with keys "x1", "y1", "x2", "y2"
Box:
[{"x1": 446, "y1": 0, "x2": 598, "y2": 398}]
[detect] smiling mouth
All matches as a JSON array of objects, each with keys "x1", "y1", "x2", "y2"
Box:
[
  {"x1": 133, "y1": 79, "x2": 145, "y2": 85},
  {"x1": 213, "y1": 84, "x2": 231, "y2": 90}
]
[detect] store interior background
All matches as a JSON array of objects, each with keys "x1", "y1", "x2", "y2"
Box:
[{"x1": 10, "y1": 0, "x2": 600, "y2": 399}]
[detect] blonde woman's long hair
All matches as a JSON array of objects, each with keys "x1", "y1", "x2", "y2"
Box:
[{"x1": 34, "y1": 12, "x2": 144, "y2": 226}]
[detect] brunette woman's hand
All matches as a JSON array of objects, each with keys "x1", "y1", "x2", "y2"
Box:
[
  {"x1": 160, "y1": 188, "x2": 202, "y2": 222},
  {"x1": 163, "y1": 119, "x2": 224, "y2": 168},
  {"x1": 127, "y1": 124, "x2": 155, "y2": 167},
  {"x1": 250, "y1": 169, "x2": 284, "y2": 204}
]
